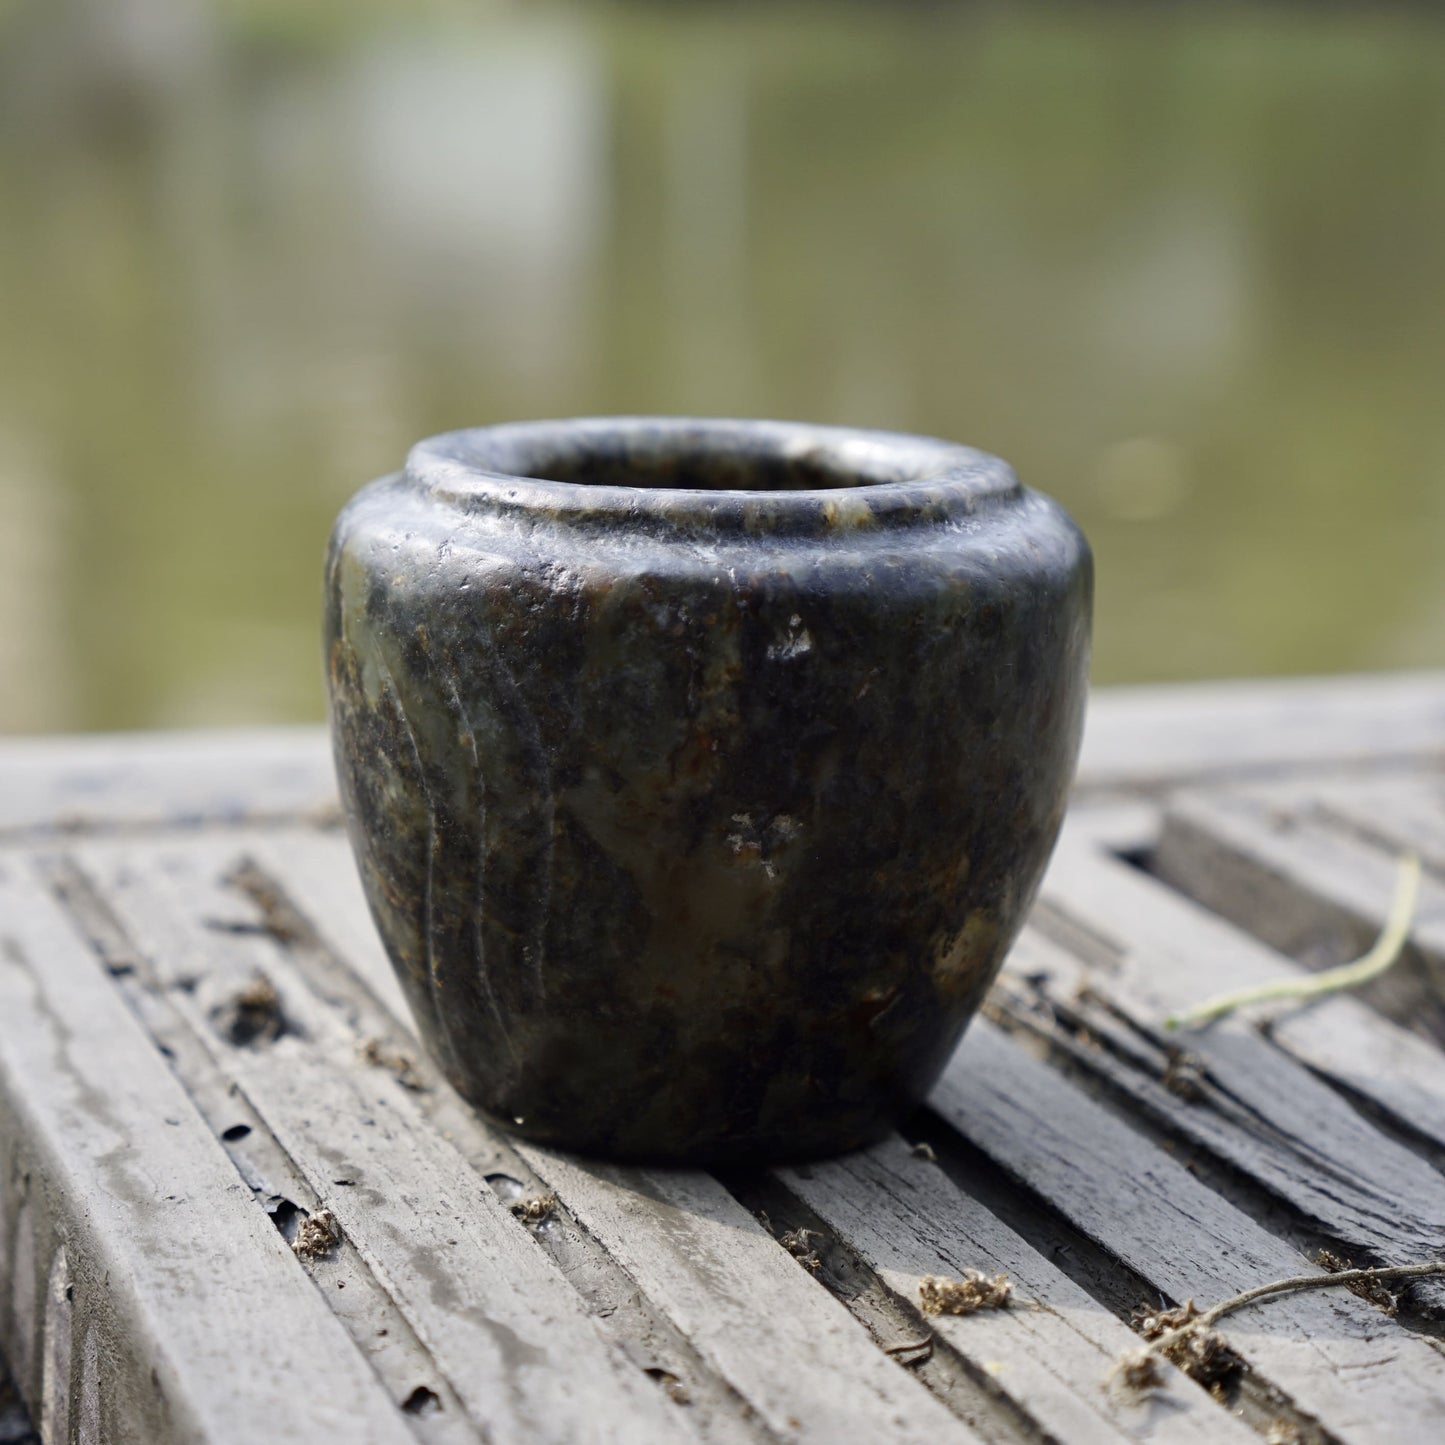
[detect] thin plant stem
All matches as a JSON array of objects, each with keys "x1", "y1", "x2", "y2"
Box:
[
  {"x1": 1145, "y1": 1259, "x2": 1445, "y2": 1364},
  {"x1": 1115, "y1": 1260, "x2": 1445, "y2": 1392},
  {"x1": 1164, "y1": 852, "x2": 1421, "y2": 1030}
]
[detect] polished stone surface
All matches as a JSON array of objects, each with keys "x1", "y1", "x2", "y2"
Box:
[{"x1": 325, "y1": 418, "x2": 1092, "y2": 1161}]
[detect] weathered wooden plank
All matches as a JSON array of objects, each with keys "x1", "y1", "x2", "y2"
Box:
[
  {"x1": 1032, "y1": 834, "x2": 1445, "y2": 1288},
  {"x1": 1152, "y1": 785, "x2": 1445, "y2": 1042},
  {"x1": 0, "y1": 857, "x2": 416, "y2": 1445},
  {"x1": 521, "y1": 1148, "x2": 980, "y2": 1445},
  {"x1": 1076, "y1": 671, "x2": 1445, "y2": 794},
  {"x1": 77, "y1": 838, "x2": 702, "y2": 1445},
  {"x1": 0, "y1": 728, "x2": 336, "y2": 839},
  {"x1": 930, "y1": 1019, "x2": 1445, "y2": 1443},
  {"x1": 998, "y1": 921, "x2": 1445, "y2": 1180},
  {"x1": 775, "y1": 1137, "x2": 1254, "y2": 1444},
  {"x1": 45, "y1": 851, "x2": 489, "y2": 1445},
  {"x1": 1307, "y1": 773, "x2": 1445, "y2": 878}
]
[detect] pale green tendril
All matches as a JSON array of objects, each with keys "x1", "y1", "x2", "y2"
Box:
[{"x1": 1165, "y1": 851, "x2": 1422, "y2": 1031}]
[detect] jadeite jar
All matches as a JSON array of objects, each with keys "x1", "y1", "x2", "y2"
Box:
[{"x1": 325, "y1": 418, "x2": 1091, "y2": 1161}]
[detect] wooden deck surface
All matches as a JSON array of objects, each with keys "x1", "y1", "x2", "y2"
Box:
[{"x1": 1, "y1": 672, "x2": 1443, "y2": 1444}]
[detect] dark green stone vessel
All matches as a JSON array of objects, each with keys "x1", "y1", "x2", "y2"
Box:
[{"x1": 325, "y1": 418, "x2": 1091, "y2": 1162}]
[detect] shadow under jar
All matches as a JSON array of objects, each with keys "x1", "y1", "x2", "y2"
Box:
[{"x1": 325, "y1": 418, "x2": 1092, "y2": 1162}]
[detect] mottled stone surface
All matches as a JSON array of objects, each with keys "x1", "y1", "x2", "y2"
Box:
[{"x1": 325, "y1": 418, "x2": 1092, "y2": 1162}]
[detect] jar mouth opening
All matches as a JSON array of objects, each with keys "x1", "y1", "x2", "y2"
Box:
[
  {"x1": 408, "y1": 417, "x2": 1019, "y2": 533},
  {"x1": 507, "y1": 444, "x2": 880, "y2": 492}
]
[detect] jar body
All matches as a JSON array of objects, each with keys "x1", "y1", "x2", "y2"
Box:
[{"x1": 325, "y1": 419, "x2": 1091, "y2": 1161}]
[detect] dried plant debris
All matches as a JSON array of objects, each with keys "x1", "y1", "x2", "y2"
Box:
[
  {"x1": 293, "y1": 1208, "x2": 341, "y2": 1261},
  {"x1": 910, "y1": 1141, "x2": 938, "y2": 1162},
  {"x1": 509, "y1": 1193, "x2": 557, "y2": 1227},
  {"x1": 1161, "y1": 1046, "x2": 1206, "y2": 1101},
  {"x1": 779, "y1": 1228, "x2": 824, "y2": 1271},
  {"x1": 357, "y1": 1037, "x2": 426, "y2": 1091},
  {"x1": 643, "y1": 1367, "x2": 691, "y2": 1406},
  {"x1": 213, "y1": 972, "x2": 286, "y2": 1046},
  {"x1": 1109, "y1": 1259, "x2": 1445, "y2": 1397},
  {"x1": 918, "y1": 1270, "x2": 1013, "y2": 1316},
  {"x1": 1130, "y1": 1300, "x2": 1242, "y2": 1390},
  {"x1": 1315, "y1": 1250, "x2": 1399, "y2": 1316},
  {"x1": 1108, "y1": 1348, "x2": 1167, "y2": 1400},
  {"x1": 1265, "y1": 1421, "x2": 1304, "y2": 1445}
]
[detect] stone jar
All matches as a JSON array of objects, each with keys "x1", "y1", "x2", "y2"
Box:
[{"x1": 325, "y1": 418, "x2": 1091, "y2": 1162}]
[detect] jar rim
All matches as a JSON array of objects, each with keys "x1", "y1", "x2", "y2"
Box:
[{"x1": 407, "y1": 417, "x2": 1019, "y2": 536}]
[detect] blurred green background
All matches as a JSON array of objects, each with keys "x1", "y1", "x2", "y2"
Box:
[{"x1": 1, "y1": 0, "x2": 1443, "y2": 735}]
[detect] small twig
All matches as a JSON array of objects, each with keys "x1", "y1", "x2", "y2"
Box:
[
  {"x1": 1112, "y1": 1259, "x2": 1445, "y2": 1396},
  {"x1": 1165, "y1": 852, "x2": 1420, "y2": 1030},
  {"x1": 882, "y1": 1335, "x2": 934, "y2": 1360},
  {"x1": 1167, "y1": 1258, "x2": 1445, "y2": 1339}
]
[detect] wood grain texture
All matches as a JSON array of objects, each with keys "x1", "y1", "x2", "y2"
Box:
[
  {"x1": 1306, "y1": 773, "x2": 1445, "y2": 877},
  {"x1": 931, "y1": 1019, "x2": 1445, "y2": 1444},
  {"x1": 0, "y1": 728, "x2": 336, "y2": 838},
  {"x1": 0, "y1": 857, "x2": 415, "y2": 1445},
  {"x1": 1092, "y1": 779, "x2": 1445, "y2": 1164},
  {"x1": 520, "y1": 1148, "x2": 980, "y2": 1445},
  {"x1": 775, "y1": 1137, "x2": 1254, "y2": 1445},
  {"x1": 1076, "y1": 671, "x2": 1445, "y2": 794},
  {"x1": 248, "y1": 829, "x2": 417, "y2": 1030}
]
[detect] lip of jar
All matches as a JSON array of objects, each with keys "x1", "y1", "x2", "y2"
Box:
[{"x1": 405, "y1": 416, "x2": 1022, "y2": 540}]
